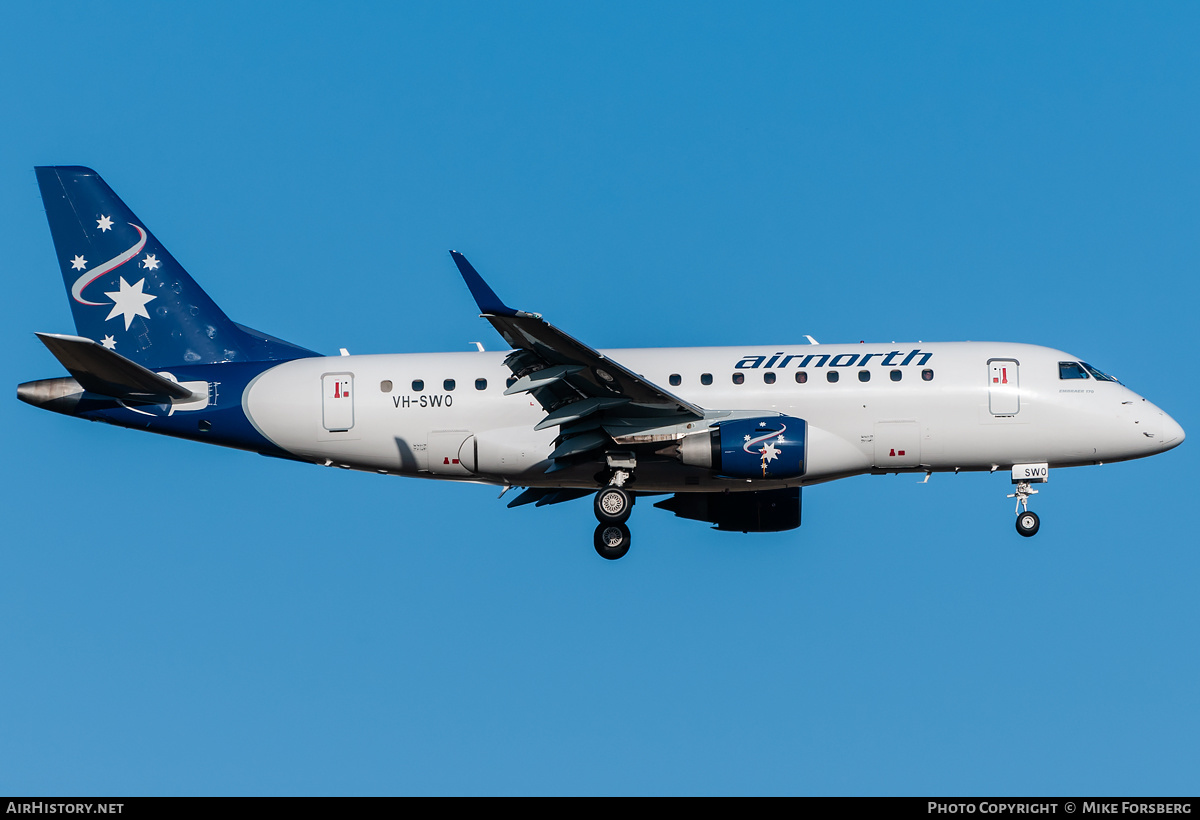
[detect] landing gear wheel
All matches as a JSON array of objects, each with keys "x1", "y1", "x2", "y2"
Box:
[
  {"x1": 594, "y1": 523, "x2": 631, "y2": 560},
  {"x1": 594, "y1": 486, "x2": 632, "y2": 524},
  {"x1": 1015, "y1": 510, "x2": 1040, "y2": 537}
]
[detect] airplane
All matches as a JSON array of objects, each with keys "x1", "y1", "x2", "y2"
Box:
[{"x1": 18, "y1": 166, "x2": 1185, "y2": 560}]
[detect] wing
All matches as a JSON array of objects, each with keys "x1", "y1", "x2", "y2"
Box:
[{"x1": 451, "y1": 251, "x2": 705, "y2": 472}]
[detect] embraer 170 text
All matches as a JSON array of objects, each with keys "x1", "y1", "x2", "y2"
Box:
[{"x1": 19, "y1": 167, "x2": 1185, "y2": 559}]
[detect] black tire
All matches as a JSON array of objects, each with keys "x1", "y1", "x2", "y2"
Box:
[
  {"x1": 594, "y1": 486, "x2": 632, "y2": 524},
  {"x1": 1015, "y1": 510, "x2": 1040, "y2": 537},
  {"x1": 594, "y1": 523, "x2": 631, "y2": 560}
]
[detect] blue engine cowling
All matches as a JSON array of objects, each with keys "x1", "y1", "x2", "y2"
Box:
[{"x1": 680, "y1": 415, "x2": 807, "y2": 479}]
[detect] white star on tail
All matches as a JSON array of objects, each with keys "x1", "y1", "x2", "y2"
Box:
[
  {"x1": 142, "y1": 253, "x2": 160, "y2": 270},
  {"x1": 71, "y1": 255, "x2": 87, "y2": 270},
  {"x1": 100, "y1": 335, "x2": 117, "y2": 349},
  {"x1": 97, "y1": 215, "x2": 113, "y2": 232},
  {"x1": 104, "y1": 276, "x2": 157, "y2": 330}
]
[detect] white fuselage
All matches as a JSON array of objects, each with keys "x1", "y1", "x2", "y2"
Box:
[{"x1": 241, "y1": 342, "x2": 1183, "y2": 491}]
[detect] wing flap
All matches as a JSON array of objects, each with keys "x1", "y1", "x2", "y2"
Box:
[
  {"x1": 533, "y1": 397, "x2": 631, "y2": 431},
  {"x1": 548, "y1": 431, "x2": 609, "y2": 460},
  {"x1": 503, "y1": 364, "x2": 585, "y2": 395}
]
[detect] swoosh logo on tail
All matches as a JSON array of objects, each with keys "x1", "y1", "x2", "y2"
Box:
[{"x1": 71, "y1": 224, "x2": 148, "y2": 306}]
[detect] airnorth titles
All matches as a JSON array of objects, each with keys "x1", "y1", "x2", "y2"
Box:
[{"x1": 735, "y1": 349, "x2": 933, "y2": 370}]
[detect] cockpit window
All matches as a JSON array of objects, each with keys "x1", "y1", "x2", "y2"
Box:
[
  {"x1": 1059, "y1": 362, "x2": 1089, "y2": 379},
  {"x1": 1081, "y1": 362, "x2": 1121, "y2": 384}
]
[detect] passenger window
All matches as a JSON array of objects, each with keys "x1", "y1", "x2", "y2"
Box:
[
  {"x1": 444, "y1": 379, "x2": 456, "y2": 391},
  {"x1": 922, "y1": 369, "x2": 934, "y2": 381},
  {"x1": 506, "y1": 377, "x2": 517, "y2": 388},
  {"x1": 380, "y1": 380, "x2": 393, "y2": 392},
  {"x1": 475, "y1": 378, "x2": 487, "y2": 390},
  {"x1": 858, "y1": 370, "x2": 870, "y2": 382},
  {"x1": 827, "y1": 371, "x2": 839, "y2": 383},
  {"x1": 890, "y1": 370, "x2": 902, "y2": 382},
  {"x1": 412, "y1": 379, "x2": 424, "y2": 392},
  {"x1": 764, "y1": 372, "x2": 776, "y2": 384},
  {"x1": 700, "y1": 373, "x2": 713, "y2": 385},
  {"x1": 669, "y1": 374, "x2": 681, "y2": 386},
  {"x1": 732, "y1": 373, "x2": 745, "y2": 385},
  {"x1": 795, "y1": 371, "x2": 807, "y2": 384},
  {"x1": 1059, "y1": 362, "x2": 1089, "y2": 380}
]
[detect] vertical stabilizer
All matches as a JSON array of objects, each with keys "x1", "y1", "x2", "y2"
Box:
[{"x1": 35, "y1": 166, "x2": 314, "y2": 369}]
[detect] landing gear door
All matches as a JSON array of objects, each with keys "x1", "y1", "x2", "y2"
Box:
[
  {"x1": 322, "y1": 373, "x2": 354, "y2": 432},
  {"x1": 988, "y1": 359, "x2": 1020, "y2": 416}
]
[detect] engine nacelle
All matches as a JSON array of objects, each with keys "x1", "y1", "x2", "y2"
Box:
[{"x1": 679, "y1": 415, "x2": 807, "y2": 479}]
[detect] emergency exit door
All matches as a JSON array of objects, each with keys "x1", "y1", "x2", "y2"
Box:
[{"x1": 987, "y1": 359, "x2": 1020, "y2": 415}]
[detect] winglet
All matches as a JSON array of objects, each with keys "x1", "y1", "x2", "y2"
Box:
[{"x1": 450, "y1": 251, "x2": 520, "y2": 317}]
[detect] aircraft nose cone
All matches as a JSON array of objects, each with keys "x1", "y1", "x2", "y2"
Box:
[{"x1": 1161, "y1": 412, "x2": 1185, "y2": 451}]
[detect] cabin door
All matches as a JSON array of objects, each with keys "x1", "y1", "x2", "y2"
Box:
[{"x1": 987, "y1": 359, "x2": 1020, "y2": 416}]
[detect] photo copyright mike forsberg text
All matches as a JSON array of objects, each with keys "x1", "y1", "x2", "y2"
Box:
[{"x1": 928, "y1": 804, "x2": 1193, "y2": 815}]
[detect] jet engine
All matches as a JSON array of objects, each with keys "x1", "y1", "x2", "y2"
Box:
[{"x1": 677, "y1": 415, "x2": 807, "y2": 479}]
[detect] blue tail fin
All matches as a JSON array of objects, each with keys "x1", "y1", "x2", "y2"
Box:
[{"x1": 35, "y1": 166, "x2": 315, "y2": 369}]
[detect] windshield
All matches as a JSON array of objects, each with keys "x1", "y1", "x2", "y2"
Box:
[
  {"x1": 1081, "y1": 362, "x2": 1121, "y2": 384},
  {"x1": 1059, "y1": 362, "x2": 1089, "y2": 379}
]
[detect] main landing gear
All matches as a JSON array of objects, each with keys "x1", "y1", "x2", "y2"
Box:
[
  {"x1": 593, "y1": 469, "x2": 633, "y2": 560},
  {"x1": 593, "y1": 522, "x2": 631, "y2": 560},
  {"x1": 1007, "y1": 463, "x2": 1048, "y2": 538}
]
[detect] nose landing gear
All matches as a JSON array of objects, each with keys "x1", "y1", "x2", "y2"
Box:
[{"x1": 1007, "y1": 463, "x2": 1048, "y2": 538}]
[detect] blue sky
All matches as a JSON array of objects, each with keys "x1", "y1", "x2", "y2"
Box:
[{"x1": 2, "y1": 2, "x2": 1196, "y2": 795}]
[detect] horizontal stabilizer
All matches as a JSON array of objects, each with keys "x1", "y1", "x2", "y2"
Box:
[{"x1": 35, "y1": 332, "x2": 196, "y2": 401}]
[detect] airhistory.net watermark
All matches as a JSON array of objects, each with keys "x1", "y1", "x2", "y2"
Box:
[{"x1": 6, "y1": 804, "x2": 123, "y2": 814}]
